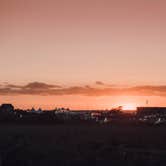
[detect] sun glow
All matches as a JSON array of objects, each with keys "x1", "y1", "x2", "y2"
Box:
[{"x1": 122, "y1": 104, "x2": 137, "y2": 111}]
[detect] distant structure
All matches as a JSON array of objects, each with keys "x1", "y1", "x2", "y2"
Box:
[
  {"x1": 137, "y1": 107, "x2": 166, "y2": 117},
  {"x1": 0, "y1": 104, "x2": 14, "y2": 113},
  {"x1": 30, "y1": 107, "x2": 36, "y2": 113},
  {"x1": 146, "y1": 100, "x2": 148, "y2": 106},
  {"x1": 37, "y1": 108, "x2": 43, "y2": 114}
]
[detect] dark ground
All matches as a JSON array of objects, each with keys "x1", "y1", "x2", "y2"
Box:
[{"x1": 0, "y1": 124, "x2": 166, "y2": 166}]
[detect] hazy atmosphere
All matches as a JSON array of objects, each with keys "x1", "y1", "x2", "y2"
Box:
[{"x1": 1, "y1": 0, "x2": 166, "y2": 109}]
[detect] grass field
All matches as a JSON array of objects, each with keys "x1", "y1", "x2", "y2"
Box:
[{"x1": 0, "y1": 124, "x2": 166, "y2": 166}]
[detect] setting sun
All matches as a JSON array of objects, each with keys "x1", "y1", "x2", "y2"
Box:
[{"x1": 122, "y1": 104, "x2": 137, "y2": 111}]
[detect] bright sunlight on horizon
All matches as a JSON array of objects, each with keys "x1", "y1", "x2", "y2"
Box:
[{"x1": 1, "y1": 0, "x2": 166, "y2": 109}]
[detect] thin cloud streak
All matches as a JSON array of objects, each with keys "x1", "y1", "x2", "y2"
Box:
[
  {"x1": 95, "y1": 81, "x2": 105, "y2": 86},
  {"x1": 0, "y1": 82, "x2": 166, "y2": 97}
]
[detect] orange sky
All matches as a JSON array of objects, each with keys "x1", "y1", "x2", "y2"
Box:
[
  {"x1": 1, "y1": 0, "x2": 166, "y2": 109},
  {"x1": 1, "y1": 95, "x2": 166, "y2": 110}
]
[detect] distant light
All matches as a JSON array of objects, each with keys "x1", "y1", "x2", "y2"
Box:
[{"x1": 122, "y1": 104, "x2": 137, "y2": 111}]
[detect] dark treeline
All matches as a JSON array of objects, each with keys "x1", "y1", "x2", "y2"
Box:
[{"x1": 1, "y1": 104, "x2": 166, "y2": 126}]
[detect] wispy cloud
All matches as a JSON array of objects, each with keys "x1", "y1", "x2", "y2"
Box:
[
  {"x1": 95, "y1": 81, "x2": 105, "y2": 86},
  {"x1": 23, "y1": 82, "x2": 62, "y2": 89},
  {"x1": 95, "y1": 81, "x2": 116, "y2": 87},
  {"x1": 0, "y1": 82, "x2": 166, "y2": 97}
]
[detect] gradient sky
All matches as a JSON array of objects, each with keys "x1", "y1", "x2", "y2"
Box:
[{"x1": 1, "y1": 0, "x2": 166, "y2": 109}]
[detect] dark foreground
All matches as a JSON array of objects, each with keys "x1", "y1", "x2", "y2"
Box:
[{"x1": 0, "y1": 124, "x2": 166, "y2": 166}]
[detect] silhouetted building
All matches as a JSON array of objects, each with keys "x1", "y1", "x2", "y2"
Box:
[
  {"x1": 137, "y1": 107, "x2": 166, "y2": 117},
  {"x1": 0, "y1": 104, "x2": 14, "y2": 113}
]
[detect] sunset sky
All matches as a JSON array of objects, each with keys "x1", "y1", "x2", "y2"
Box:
[{"x1": 1, "y1": 0, "x2": 166, "y2": 109}]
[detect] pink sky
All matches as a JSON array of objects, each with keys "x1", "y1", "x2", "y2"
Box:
[{"x1": 0, "y1": 0, "x2": 166, "y2": 109}]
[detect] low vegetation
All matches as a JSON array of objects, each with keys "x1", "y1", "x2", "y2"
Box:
[{"x1": 0, "y1": 124, "x2": 166, "y2": 166}]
